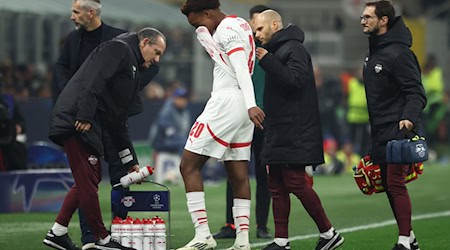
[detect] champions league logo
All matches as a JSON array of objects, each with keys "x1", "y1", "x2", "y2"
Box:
[
  {"x1": 121, "y1": 196, "x2": 136, "y2": 208},
  {"x1": 415, "y1": 144, "x2": 426, "y2": 158},
  {"x1": 150, "y1": 193, "x2": 164, "y2": 209},
  {"x1": 153, "y1": 194, "x2": 161, "y2": 203}
]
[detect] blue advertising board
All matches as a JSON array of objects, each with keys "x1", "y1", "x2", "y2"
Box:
[{"x1": 0, "y1": 169, "x2": 74, "y2": 213}]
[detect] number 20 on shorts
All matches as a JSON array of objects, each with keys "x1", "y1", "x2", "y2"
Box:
[{"x1": 189, "y1": 122, "x2": 205, "y2": 138}]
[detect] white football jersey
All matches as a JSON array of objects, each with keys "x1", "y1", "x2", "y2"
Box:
[{"x1": 211, "y1": 16, "x2": 255, "y2": 92}]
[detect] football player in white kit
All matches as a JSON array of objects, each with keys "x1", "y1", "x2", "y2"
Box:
[{"x1": 178, "y1": 0, "x2": 265, "y2": 249}]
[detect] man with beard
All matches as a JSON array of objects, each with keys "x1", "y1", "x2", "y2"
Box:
[
  {"x1": 54, "y1": 0, "x2": 125, "y2": 100},
  {"x1": 254, "y1": 10, "x2": 344, "y2": 250},
  {"x1": 360, "y1": 1, "x2": 426, "y2": 249},
  {"x1": 53, "y1": 1, "x2": 159, "y2": 249}
]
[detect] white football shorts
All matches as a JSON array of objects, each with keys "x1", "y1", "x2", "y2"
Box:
[{"x1": 184, "y1": 89, "x2": 254, "y2": 161}]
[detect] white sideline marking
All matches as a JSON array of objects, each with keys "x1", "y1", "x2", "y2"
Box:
[{"x1": 249, "y1": 210, "x2": 450, "y2": 248}]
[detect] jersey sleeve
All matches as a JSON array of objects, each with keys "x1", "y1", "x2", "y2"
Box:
[
  {"x1": 216, "y1": 25, "x2": 246, "y2": 57},
  {"x1": 216, "y1": 24, "x2": 257, "y2": 110}
]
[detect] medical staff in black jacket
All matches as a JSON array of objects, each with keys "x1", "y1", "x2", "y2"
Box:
[
  {"x1": 52, "y1": 1, "x2": 160, "y2": 249},
  {"x1": 44, "y1": 28, "x2": 166, "y2": 250},
  {"x1": 360, "y1": 1, "x2": 426, "y2": 250},
  {"x1": 254, "y1": 10, "x2": 343, "y2": 250}
]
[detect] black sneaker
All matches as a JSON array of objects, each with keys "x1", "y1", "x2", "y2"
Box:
[
  {"x1": 410, "y1": 238, "x2": 420, "y2": 250},
  {"x1": 95, "y1": 238, "x2": 136, "y2": 250},
  {"x1": 262, "y1": 242, "x2": 290, "y2": 250},
  {"x1": 392, "y1": 244, "x2": 409, "y2": 250},
  {"x1": 213, "y1": 224, "x2": 236, "y2": 239},
  {"x1": 43, "y1": 230, "x2": 80, "y2": 250},
  {"x1": 315, "y1": 230, "x2": 344, "y2": 250},
  {"x1": 257, "y1": 227, "x2": 272, "y2": 239}
]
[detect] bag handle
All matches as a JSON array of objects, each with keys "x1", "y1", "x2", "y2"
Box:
[{"x1": 401, "y1": 128, "x2": 425, "y2": 141}]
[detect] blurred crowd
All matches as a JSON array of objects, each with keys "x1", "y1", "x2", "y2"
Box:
[
  {"x1": 0, "y1": 44, "x2": 449, "y2": 173},
  {"x1": 0, "y1": 26, "x2": 193, "y2": 101},
  {"x1": 314, "y1": 54, "x2": 450, "y2": 175},
  {"x1": 0, "y1": 60, "x2": 53, "y2": 100}
]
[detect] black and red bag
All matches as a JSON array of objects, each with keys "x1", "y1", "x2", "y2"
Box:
[{"x1": 352, "y1": 155, "x2": 424, "y2": 195}]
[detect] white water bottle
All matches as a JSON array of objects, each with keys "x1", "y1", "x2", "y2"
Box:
[
  {"x1": 121, "y1": 218, "x2": 133, "y2": 247},
  {"x1": 154, "y1": 218, "x2": 166, "y2": 250},
  {"x1": 132, "y1": 218, "x2": 144, "y2": 250},
  {"x1": 111, "y1": 217, "x2": 122, "y2": 243},
  {"x1": 143, "y1": 218, "x2": 155, "y2": 250},
  {"x1": 119, "y1": 166, "x2": 154, "y2": 188}
]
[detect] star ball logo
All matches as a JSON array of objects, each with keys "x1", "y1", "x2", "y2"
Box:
[
  {"x1": 121, "y1": 196, "x2": 136, "y2": 207},
  {"x1": 150, "y1": 193, "x2": 164, "y2": 209},
  {"x1": 153, "y1": 194, "x2": 161, "y2": 203}
]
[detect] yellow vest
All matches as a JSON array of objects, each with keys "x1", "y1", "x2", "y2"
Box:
[
  {"x1": 336, "y1": 150, "x2": 361, "y2": 173},
  {"x1": 347, "y1": 77, "x2": 369, "y2": 124},
  {"x1": 422, "y1": 67, "x2": 444, "y2": 109}
]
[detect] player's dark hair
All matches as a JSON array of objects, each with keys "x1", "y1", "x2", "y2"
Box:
[
  {"x1": 181, "y1": 0, "x2": 220, "y2": 16},
  {"x1": 366, "y1": 0, "x2": 396, "y2": 27},
  {"x1": 249, "y1": 5, "x2": 270, "y2": 18}
]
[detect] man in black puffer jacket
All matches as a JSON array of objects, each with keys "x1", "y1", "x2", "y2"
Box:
[
  {"x1": 52, "y1": 1, "x2": 160, "y2": 249},
  {"x1": 43, "y1": 28, "x2": 166, "y2": 250},
  {"x1": 254, "y1": 10, "x2": 344, "y2": 250},
  {"x1": 360, "y1": 1, "x2": 426, "y2": 250}
]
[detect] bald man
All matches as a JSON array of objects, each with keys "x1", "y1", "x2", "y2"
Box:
[{"x1": 254, "y1": 10, "x2": 344, "y2": 250}]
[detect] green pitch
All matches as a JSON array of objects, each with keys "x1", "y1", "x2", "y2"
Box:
[{"x1": 0, "y1": 164, "x2": 449, "y2": 249}]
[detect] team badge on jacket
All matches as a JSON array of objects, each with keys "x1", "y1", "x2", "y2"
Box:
[
  {"x1": 88, "y1": 155, "x2": 98, "y2": 166},
  {"x1": 374, "y1": 64, "x2": 383, "y2": 73}
]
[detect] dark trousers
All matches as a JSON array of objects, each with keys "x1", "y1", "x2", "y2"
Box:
[
  {"x1": 349, "y1": 122, "x2": 371, "y2": 156},
  {"x1": 1, "y1": 141, "x2": 27, "y2": 170},
  {"x1": 381, "y1": 163, "x2": 412, "y2": 236},
  {"x1": 225, "y1": 129, "x2": 271, "y2": 228},
  {"x1": 56, "y1": 136, "x2": 109, "y2": 240},
  {"x1": 268, "y1": 165, "x2": 331, "y2": 238},
  {"x1": 79, "y1": 129, "x2": 129, "y2": 244},
  {"x1": 78, "y1": 130, "x2": 130, "y2": 245}
]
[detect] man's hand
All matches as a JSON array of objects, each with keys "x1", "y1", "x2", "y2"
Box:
[
  {"x1": 399, "y1": 119, "x2": 414, "y2": 131},
  {"x1": 256, "y1": 47, "x2": 268, "y2": 61},
  {"x1": 128, "y1": 164, "x2": 140, "y2": 173},
  {"x1": 248, "y1": 106, "x2": 265, "y2": 130},
  {"x1": 128, "y1": 164, "x2": 142, "y2": 184},
  {"x1": 75, "y1": 120, "x2": 91, "y2": 132},
  {"x1": 15, "y1": 124, "x2": 23, "y2": 135}
]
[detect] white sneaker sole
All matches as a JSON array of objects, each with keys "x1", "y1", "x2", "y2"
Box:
[
  {"x1": 226, "y1": 244, "x2": 251, "y2": 250},
  {"x1": 176, "y1": 237, "x2": 217, "y2": 250},
  {"x1": 43, "y1": 239, "x2": 67, "y2": 250}
]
